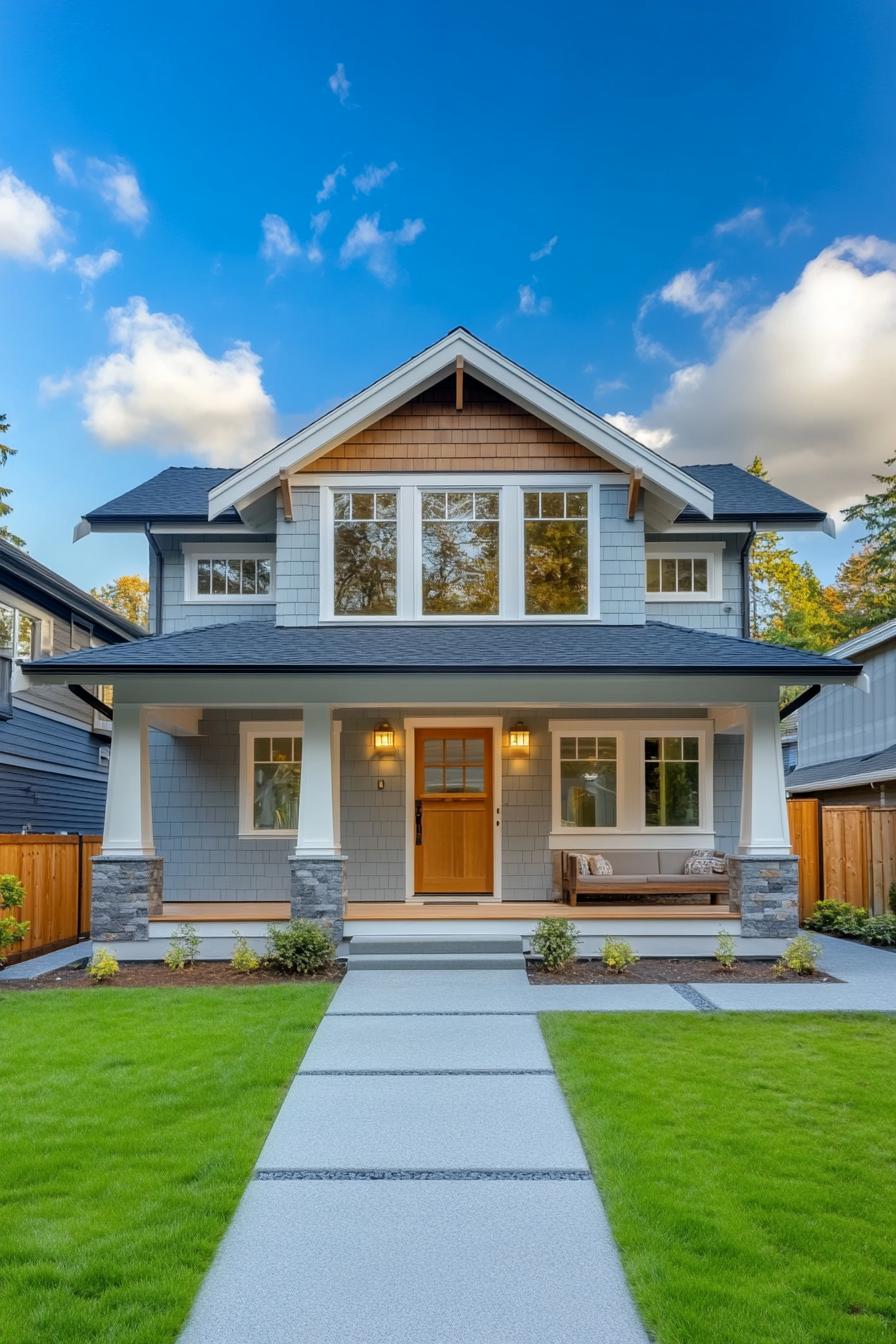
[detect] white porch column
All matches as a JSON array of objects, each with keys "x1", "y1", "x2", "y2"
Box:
[
  {"x1": 738, "y1": 700, "x2": 791, "y2": 856},
  {"x1": 102, "y1": 701, "x2": 155, "y2": 856},
  {"x1": 294, "y1": 702, "x2": 340, "y2": 857}
]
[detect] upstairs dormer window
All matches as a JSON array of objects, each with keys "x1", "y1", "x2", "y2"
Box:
[
  {"x1": 184, "y1": 546, "x2": 275, "y2": 602},
  {"x1": 644, "y1": 543, "x2": 723, "y2": 602},
  {"x1": 321, "y1": 480, "x2": 600, "y2": 621}
]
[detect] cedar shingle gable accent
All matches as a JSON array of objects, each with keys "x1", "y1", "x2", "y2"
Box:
[{"x1": 300, "y1": 374, "x2": 613, "y2": 473}]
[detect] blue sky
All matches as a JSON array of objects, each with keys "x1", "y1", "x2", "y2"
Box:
[{"x1": 1, "y1": 0, "x2": 895, "y2": 590}]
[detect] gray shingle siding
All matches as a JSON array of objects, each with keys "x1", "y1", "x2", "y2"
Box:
[
  {"x1": 151, "y1": 534, "x2": 276, "y2": 634},
  {"x1": 599, "y1": 487, "x2": 644, "y2": 624},
  {"x1": 713, "y1": 734, "x2": 743, "y2": 856},
  {"x1": 645, "y1": 532, "x2": 744, "y2": 635},
  {"x1": 276, "y1": 489, "x2": 320, "y2": 625}
]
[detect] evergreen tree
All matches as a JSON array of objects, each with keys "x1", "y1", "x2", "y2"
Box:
[{"x1": 0, "y1": 414, "x2": 24, "y2": 548}]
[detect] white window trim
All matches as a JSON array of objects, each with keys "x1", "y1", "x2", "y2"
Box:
[
  {"x1": 320, "y1": 478, "x2": 601, "y2": 623},
  {"x1": 645, "y1": 541, "x2": 723, "y2": 602},
  {"x1": 183, "y1": 544, "x2": 276, "y2": 604},
  {"x1": 550, "y1": 729, "x2": 623, "y2": 836},
  {"x1": 547, "y1": 718, "x2": 714, "y2": 842},
  {"x1": 239, "y1": 721, "x2": 300, "y2": 839}
]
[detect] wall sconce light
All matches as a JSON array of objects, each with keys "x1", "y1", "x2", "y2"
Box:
[
  {"x1": 373, "y1": 720, "x2": 395, "y2": 752},
  {"x1": 508, "y1": 720, "x2": 530, "y2": 751}
]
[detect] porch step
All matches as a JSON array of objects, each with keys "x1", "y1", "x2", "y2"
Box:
[{"x1": 347, "y1": 935, "x2": 525, "y2": 971}]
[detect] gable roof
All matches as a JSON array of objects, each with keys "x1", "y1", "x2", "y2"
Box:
[
  {"x1": 207, "y1": 328, "x2": 716, "y2": 528},
  {"x1": 25, "y1": 618, "x2": 861, "y2": 680}
]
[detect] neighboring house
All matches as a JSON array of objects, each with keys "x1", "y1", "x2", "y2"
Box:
[
  {"x1": 0, "y1": 538, "x2": 143, "y2": 832},
  {"x1": 786, "y1": 620, "x2": 896, "y2": 805},
  {"x1": 24, "y1": 329, "x2": 860, "y2": 952}
]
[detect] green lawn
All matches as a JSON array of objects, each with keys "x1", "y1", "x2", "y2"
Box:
[
  {"x1": 542, "y1": 1013, "x2": 896, "y2": 1344},
  {"x1": 0, "y1": 984, "x2": 333, "y2": 1344}
]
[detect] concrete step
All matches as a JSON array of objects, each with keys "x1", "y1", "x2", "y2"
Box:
[
  {"x1": 348, "y1": 952, "x2": 526, "y2": 971},
  {"x1": 348, "y1": 936, "x2": 523, "y2": 957}
]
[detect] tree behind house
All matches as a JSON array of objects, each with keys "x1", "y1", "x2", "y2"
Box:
[
  {"x1": 90, "y1": 575, "x2": 150, "y2": 628},
  {"x1": 0, "y1": 414, "x2": 25, "y2": 549}
]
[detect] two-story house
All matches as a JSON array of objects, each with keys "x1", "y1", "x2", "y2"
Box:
[
  {"x1": 0, "y1": 537, "x2": 143, "y2": 832},
  {"x1": 24, "y1": 330, "x2": 860, "y2": 955}
]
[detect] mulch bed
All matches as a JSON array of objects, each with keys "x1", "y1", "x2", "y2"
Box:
[
  {"x1": 527, "y1": 957, "x2": 839, "y2": 985},
  {"x1": 2, "y1": 961, "x2": 346, "y2": 991}
]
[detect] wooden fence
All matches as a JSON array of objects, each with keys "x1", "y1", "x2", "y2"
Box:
[
  {"x1": 787, "y1": 801, "x2": 896, "y2": 919},
  {"x1": 0, "y1": 834, "x2": 101, "y2": 963}
]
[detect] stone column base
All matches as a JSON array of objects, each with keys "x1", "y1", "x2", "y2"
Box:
[
  {"x1": 727, "y1": 854, "x2": 799, "y2": 938},
  {"x1": 289, "y1": 854, "x2": 347, "y2": 945},
  {"x1": 91, "y1": 856, "x2": 164, "y2": 942}
]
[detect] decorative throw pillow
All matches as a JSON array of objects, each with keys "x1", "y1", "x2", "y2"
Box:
[
  {"x1": 711, "y1": 852, "x2": 728, "y2": 874},
  {"x1": 574, "y1": 853, "x2": 591, "y2": 877},
  {"x1": 588, "y1": 854, "x2": 613, "y2": 876},
  {"x1": 683, "y1": 853, "x2": 714, "y2": 875}
]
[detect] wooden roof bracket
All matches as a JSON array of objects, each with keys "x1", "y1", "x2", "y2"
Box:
[
  {"x1": 455, "y1": 355, "x2": 464, "y2": 412},
  {"x1": 279, "y1": 471, "x2": 294, "y2": 522},
  {"x1": 627, "y1": 468, "x2": 643, "y2": 520}
]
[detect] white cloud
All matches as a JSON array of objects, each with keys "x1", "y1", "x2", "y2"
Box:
[
  {"x1": 328, "y1": 63, "x2": 350, "y2": 105},
  {"x1": 73, "y1": 248, "x2": 121, "y2": 283},
  {"x1": 0, "y1": 169, "x2": 67, "y2": 267},
  {"x1": 602, "y1": 411, "x2": 674, "y2": 451},
  {"x1": 595, "y1": 376, "x2": 627, "y2": 396},
  {"x1": 611, "y1": 236, "x2": 896, "y2": 512},
  {"x1": 316, "y1": 164, "x2": 345, "y2": 203},
  {"x1": 714, "y1": 206, "x2": 765, "y2": 237},
  {"x1": 52, "y1": 150, "x2": 77, "y2": 185},
  {"x1": 353, "y1": 161, "x2": 398, "y2": 195},
  {"x1": 339, "y1": 213, "x2": 424, "y2": 284},
  {"x1": 659, "y1": 263, "x2": 731, "y2": 316},
  {"x1": 306, "y1": 211, "x2": 330, "y2": 265},
  {"x1": 88, "y1": 157, "x2": 148, "y2": 231},
  {"x1": 518, "y1": 283, "x2": 551, "y2": 316},
  {"x1": 260, "y1": 212, "x2": 302, "y2": 275},
  {"x1": 47, "y1": 296, "x2": 276, "y2": 464},
  {"x1": 529, "y1": 235, "x2": 558, "y2": 261}
]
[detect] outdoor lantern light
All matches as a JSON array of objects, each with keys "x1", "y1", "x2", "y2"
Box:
[
  {"x1": 508, "y1": 720, "x2": 530, "y2": 751},
  {"x1": 373, "y1": 720, "x2": 395, "y2": 751}
]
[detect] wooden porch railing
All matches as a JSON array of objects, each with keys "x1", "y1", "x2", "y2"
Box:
[{"x1": 0, "y1": 834, "x2": 101, "y2": 964}]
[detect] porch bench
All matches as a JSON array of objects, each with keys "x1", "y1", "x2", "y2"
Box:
[{"x1": 562, "y1": 849, "x2": 729, "y2": 906}]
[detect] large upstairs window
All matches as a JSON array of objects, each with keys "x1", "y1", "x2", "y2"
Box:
[{"x1": 321, "y1": 481, "x2": 599, "y2": 621}]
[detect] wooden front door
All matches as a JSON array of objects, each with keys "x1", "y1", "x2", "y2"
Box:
[{"x1": 414, "y1": 728, "x2": 494, "y2": 894}]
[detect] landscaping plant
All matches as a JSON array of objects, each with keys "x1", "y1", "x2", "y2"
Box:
[
  {"x1": 862, "y1": 913, "x2": 896, "y2": 946},
  {"x1": 889, "y1": 881, "x2": 896, "y2": 916},
  {"x1": 531, "y1": 916, "x2": 579, "y2": 971},
  {"x1": 714, "y1": 930, "x2": 736, "y2": 971},
  {"x1": 776, "y1": 933, "x2": 821, "y2": 976},
  {"x1": 87, "y1": 947, "x2": 120, "y2": 982},
  {"x1": 266, "y1": 919, "x2": 334, "y2": 974},
  {"x1": 0, "y1": 873, "x2": 28, "y2": 966},
  {"x1": 164, "y1": 922, "x2": 201, "y2": 970},
  {"x1": 230, "y1": 932, "x2": 261, "y2": 973},
  {"x1": 805, "y1": 899, "x2": 868, "y2": 936},
  {"x1": 601, "y1": 937, "x2": 639, "y2": 975}
]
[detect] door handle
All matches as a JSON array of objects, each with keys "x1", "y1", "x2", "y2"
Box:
[{"x1": 415, "y1": 799, "x2": 423, "y2": 845}]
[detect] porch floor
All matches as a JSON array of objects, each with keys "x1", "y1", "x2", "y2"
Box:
[{"x1": 155, "y1": 900, "x2": 737, "y2": 923}]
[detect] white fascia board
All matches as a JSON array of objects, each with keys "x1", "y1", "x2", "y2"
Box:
[
  {"x1": 787, "y1": 767, "x2": 896, "y2": 794},
  {"x1": 207, "y1": 330, "x2": 715, "y2": 521}
]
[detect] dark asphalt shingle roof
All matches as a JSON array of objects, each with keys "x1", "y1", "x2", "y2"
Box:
[
  {"x1": 786, "y1": 743, "x2": 896, "y2": 790},
  {"x1": 680, "y1": 464, "x2": 827, "y2": 523},
  {"x1": 26, "y1": 620, "x2": 861, "y2": 678},
  {"x1": 84, "y1": 463, "x2": 828, "y2": 528}
]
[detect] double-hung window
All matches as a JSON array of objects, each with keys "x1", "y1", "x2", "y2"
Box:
[
  {"x1": 557, "y1": 734, "x2": 618, "y2": 828},
  {"x1": 323, "y1": 482, "x2": 598, "y2": 620},
  {"x1": 239, "y1": 724, "x2": 303, "y2": 837},
  {"x1": 644, "y1": 735, "x2": 701, "y2": 828}
]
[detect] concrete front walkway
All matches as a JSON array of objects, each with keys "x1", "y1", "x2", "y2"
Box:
[{"x1": 179, "y1": 968, "x2": 650, "y2": 1344}]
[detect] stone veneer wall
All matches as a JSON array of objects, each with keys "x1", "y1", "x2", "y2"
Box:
[
  {"x1": 728, "y1": 855, "x2": 799, "y2": 937},
  {"x1": 91, "y1": 857, "x2": 163, "y2": 940}
]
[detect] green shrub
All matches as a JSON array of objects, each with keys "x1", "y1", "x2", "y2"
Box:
[
  {"x1": 602, "y1": 937, "x2": 639, "y2": 975},
  {"x1": 715, "y1": 930, "x2": 736, "y2": 971},
  {"x1": 889, "y1": 883, "x2": 896, "y2": 917},
  {"x1": 164, "y1": 922, "x2": 201, "y2": 970},
  {"x1": 87, "y1": 947, "x2": 120, "y2": 982},
  {"x1": 804, "y1": 899, "x2": 868, "y2": 936},
  {"x1": 776, "y1": 934, "x2": 821, "y2": 976},
  {"x1": 266, "y1": 920, "x2": 334, "y2": 975},
  {"x1": 531, "y1": 917, "x2": 579, "y2": 971},
  {"x1": 0, "y1": 872, "x2": 28, "y2": 966},
  {"x1": 862, "y1": 913, "x2": 896, "y2": 946},
  {"x1": 230, "y1": 933, "x2": 261, "y2": 973}
]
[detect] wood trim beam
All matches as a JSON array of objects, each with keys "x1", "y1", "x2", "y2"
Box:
[
  {"x1": 455, "y1": 355, "x2": 464, "y2": 413},
  {"x1": 627, "y1": 468, "x2": 643, "y2": 520},
  {"x1": 279, "y1": 471, "x2": 294, "y2": 522}
]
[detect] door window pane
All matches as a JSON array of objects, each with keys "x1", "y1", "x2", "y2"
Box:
[
  {"x1": 421, "y1": 491, "x2": 499, "y2": 615},
  {"x1": 524, "y1": 492, "x2": 588, "y2": 615},
  {"x1": 333, "y1": 491, "x2": 398, "y2": 615},
  {"x1": 420, "y1": 736, "x2": 488, "y2": 793},
  {"x1": 644, "y1": 736, "x2": 700, "y2": 827},
  {"x1": 251, "y1": 735, "x2": 301, "y2": 831},
  {"x1": 559, "y1": 736, "x2": 617, "y2": 827}
]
